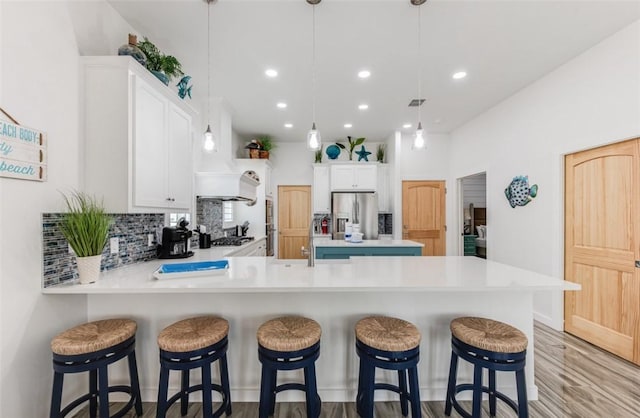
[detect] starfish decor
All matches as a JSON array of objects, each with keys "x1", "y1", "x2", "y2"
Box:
[{"x1": 356, "y1": 145, "x2": 372, "y2": 162}]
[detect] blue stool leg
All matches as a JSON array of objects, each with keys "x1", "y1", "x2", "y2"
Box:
[
  {"x1": 363, "y1": 361, "x2": 375, "y2": 418},
  {"x1": 89, "y1": 369, "x2": 98, "y2": 418},
  {"x1": 444, "y1": 352, "x2": 458, "y2": 416},
  {"x1": 201, "y1": 361, "x2": 213, "y2": 417},
  {"x1": 180, "y1": 370, "x2": 189, "y2": 416},
  {"x1": 127, "y1": 350, "x2": 143, "y2": 416},
  {"x1": 489, "y1": 369, "x2": 497, "y2": 416},
  {"x1": 398, "y1": 369, "x2": 409, "y2": 416},
  {"x1": 98, "y1": 365, "x2": 110, "y2": 418},
  {"x1": 471, "y1": 364, "x2": 483, "y2": 418},
  {"x1": 356, "y1": 356, "x2": 365, "y2": 416},
  {"x1": 516, "y1": 368, "x2": 528, "y2": 418},
  {"x1": 408, "y1": 366, "x2": 421, "y2": 418},
  {"x1": 50, "y1": 371, "x2": 64, "y2": 418},
  {"x1": 220, "y1": 353, "x2": 232, "y2": 415},
  {"x1": 268, "y1": 368, "x2": 277, "y2": 415},
  {"x1": 304, "y1": 362, "x2": 321, "y2": 418},
  {"x1": 258, "y1": 364, "x2": 273, "y2": 418},
  {"x1": 156, "y1": 365, "x2": 170, "y2": 418}
]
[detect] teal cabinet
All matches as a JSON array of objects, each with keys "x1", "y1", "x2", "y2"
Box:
[
  {"x1": 463, "y1": 235, "x2": 477, "y2": 256},
  {"x1": 315, "y1": 246, "x2": 422, "y2": 260}
]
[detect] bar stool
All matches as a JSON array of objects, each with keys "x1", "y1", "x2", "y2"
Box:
[
  {"x1": 156, "y1": 316, "x2": 231, "y2": 418},
  {"x1": 355, "y1": 315, "x2": 422, "y2": 418},
  {"x1": 257, "y1": 316, "x2": 322, "y2": 418},
  {"x1": 445, "y1": 317, "x2": 529, "y2": 418},
  {"x1": 49, "y1": 318, "x2": 143, "y2": 418}
]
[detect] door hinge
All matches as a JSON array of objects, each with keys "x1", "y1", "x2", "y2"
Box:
[
  {"x1": 445, "y1": 187, "x2": 447, "y2": 194},
  {"x1": 636, "y1": 260, "x2": 640, "y2": 268},
  {"x1": 445, "y1": 225, "x2": 447, "y2": 231}
]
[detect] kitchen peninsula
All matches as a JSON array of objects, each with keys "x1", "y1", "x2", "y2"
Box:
[{"x1": 43, "y1": 255, "x2": 579, "y2": 404}]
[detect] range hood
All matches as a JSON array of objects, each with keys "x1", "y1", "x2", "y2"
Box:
[{"x1": 195, "y1": 171, "x2": 260, "y2": 202}]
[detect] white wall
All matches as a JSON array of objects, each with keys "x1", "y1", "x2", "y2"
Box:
[
  {"x1": 448, "y1": 20, "x2": 640, "y2": 328},
  {"x1": 0, "y1": 2, "x2": 139, "y2": 416}
]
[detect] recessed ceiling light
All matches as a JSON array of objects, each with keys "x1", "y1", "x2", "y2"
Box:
[
  {"x1": 276, "y1": 102, "x2": 287, "y2": 109},
  {"x1": 265, "y1": 69, "x2": 278, "y2": 78},
  {"x1": 358, "y1": 70, "x2": 371, "y2": 79},
  {"x1": 358, "y1": 104, "x2": 369, "y2": 110},
  {"x1": 284, "y1": 123, "x2": 293, "y2": 128},
  {"x1": 403, "y1": 123, "x2": 412, "y2": 129},
  {"x1": 452, "y1": 71, "x2": 467, "y2": 80},
  {"x1": 344, "y1": 123, "x2": 353, "y2": 128}
]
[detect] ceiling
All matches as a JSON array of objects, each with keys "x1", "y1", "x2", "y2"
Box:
[{"x1": 108, "y1": 0, "x2": 640, "y2": 144}]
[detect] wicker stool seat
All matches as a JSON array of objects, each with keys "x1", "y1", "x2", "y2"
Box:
[
  {"x1": 445, "y1": 317, "x2": 529, "y2": 418},
  {"x1": 355, "y1": 316, "x2": 422, "y2": 418},
  {"x1": 156, "y1": 316, "x2": 231, "y2": 418},
  {"x1": 49, "y1": 319, "x2": 143, "y2": 418},
  {"x1": 257, "y1": 316, "x2": 322, "y2": 418}
]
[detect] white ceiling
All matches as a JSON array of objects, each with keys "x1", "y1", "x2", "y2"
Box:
[{"x1": 108, "y1": 0, "x2": 640, "y2": 144}]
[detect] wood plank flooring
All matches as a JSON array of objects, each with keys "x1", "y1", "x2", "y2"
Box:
[{"x1": 72, "y1": 322, "x2": 640, "y2": 417}]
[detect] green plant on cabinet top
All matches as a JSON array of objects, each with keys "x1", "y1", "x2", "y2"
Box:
[
  {"x1": 335, "y1": 136, "x2": 365, "y2": 160},
  {"x1": 137, "y1": 37, "x2": 184, "y2": 85}
]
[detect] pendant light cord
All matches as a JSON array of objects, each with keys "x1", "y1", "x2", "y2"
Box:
[
  {"x1": 312, "y1": 5, "x2": 317, "y2": 124},
  {"x1": 417, "y1": 3, "x2": 422, "y2": 126},
  {"x1": 207, "y1": 0, "x2": 211, "y2": 125}
]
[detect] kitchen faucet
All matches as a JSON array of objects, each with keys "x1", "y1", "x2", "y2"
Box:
[{"x1": 301, "y1": 216, "x2": 315, "y2": 267}]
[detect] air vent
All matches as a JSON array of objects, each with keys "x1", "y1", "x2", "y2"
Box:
[{"x1": 408, "y1": 99, "x2": 425, "y2": 107}]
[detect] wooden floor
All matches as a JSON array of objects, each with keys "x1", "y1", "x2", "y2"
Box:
[{"x1": 72, "y1": 322, "x2": 640, "y2": 417}]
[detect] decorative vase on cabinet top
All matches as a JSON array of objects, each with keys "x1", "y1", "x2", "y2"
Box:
[
  {"x1": 118, "y1": 34, "x2": 147, "y2": 68},
  {"x1": 326, "y1": 144, "x2": 341, "y2": 160}
]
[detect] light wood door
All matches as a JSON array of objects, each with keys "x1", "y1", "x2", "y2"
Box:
[
  {"x1": 402, "y1": 181, "x2": 446, "y2": 256},
  {"x1": 278, "y1": 185, "x2": 311, "y2": 259},
  {"x1": 565, "y1": 139, "x2": 640, "y2": 365}
]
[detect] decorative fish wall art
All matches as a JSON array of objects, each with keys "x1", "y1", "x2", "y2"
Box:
[
  {"x1": 177, "y1": 75, "x2": 192, "y2": 99},
  {"x1": 505, "y1": 175, "x2": 538, "y2": 208}
]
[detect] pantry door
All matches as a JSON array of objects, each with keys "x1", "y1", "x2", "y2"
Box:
[
  {"x1": 402, "y1": 181, "x2": 446, "y2": 256},
  {"x1": 565, "y1": 139, "x2": 640, "y2": 365},
  {"x1": 278, "y1": 185, "x2": 311, "y2": 259}
]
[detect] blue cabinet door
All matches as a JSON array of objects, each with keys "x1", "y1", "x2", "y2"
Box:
[{"x1": 315, "y1": 246, "x2": 422, "y2": 259}]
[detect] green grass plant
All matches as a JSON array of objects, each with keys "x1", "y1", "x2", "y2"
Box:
[{"x1": 59, "y1": 191, "x2": 112, "y2": 257}]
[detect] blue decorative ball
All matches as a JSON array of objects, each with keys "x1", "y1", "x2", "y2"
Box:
[{"x1": 326, "y1": 144, "x2": 341, "y2": 160}]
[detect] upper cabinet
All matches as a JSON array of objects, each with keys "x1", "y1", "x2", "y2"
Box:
[
  {"x1": 377, "y1": 164, "x2": 391, "y2": 212},
  {"x1": 313, "y1": 165, "x2": 330, "y2": 213},
  {"x1": 330, "y1": 164, "x2": 377, "y2": 191},
  {"x1": 82, "y1": 56, "x2": 196, "y2": 213}
]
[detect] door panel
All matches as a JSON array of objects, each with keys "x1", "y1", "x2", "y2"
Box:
[
  {"x1": 402, "y1": 181, "x2": 446, "y2": 256},
  {"x1": 565, "y1": 138, "x2": 640, "y2": 365},
  {"x1": 278, "y1": 185, "x2": 311, "y2": 259}
]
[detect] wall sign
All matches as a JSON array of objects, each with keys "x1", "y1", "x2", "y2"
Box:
[{"x1": 0, "y1": 120, "x2": 47, "y2": 181}]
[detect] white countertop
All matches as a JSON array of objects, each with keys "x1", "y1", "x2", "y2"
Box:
[
  {"x1": 191, "y1": 236, "x2": 266, "y2": 259},
  {"x1": 314, "y1": 239, "x2": 424, "y2": 247},
  {"x1": 42, "y1": 255, "x2": 579, "y2": 294}
]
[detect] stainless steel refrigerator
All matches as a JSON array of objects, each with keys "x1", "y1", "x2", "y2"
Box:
[{"x1": 331, "y1": 192, "x2": 378, "y2": 240}]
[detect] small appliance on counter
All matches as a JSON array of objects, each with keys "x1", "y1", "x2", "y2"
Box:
[
  {"x1": 157, "y1": 218, "x2": 194, "y2": 259},
  {"x1": 194, "y1": 225, "x2": 212, "y2": 249}
]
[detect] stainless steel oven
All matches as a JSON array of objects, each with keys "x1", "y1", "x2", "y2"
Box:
[{"x1": 265, "y1": 199, "x2": 274, "y2": 256}]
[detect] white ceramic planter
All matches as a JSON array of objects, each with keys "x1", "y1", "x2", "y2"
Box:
[{"x1": 76, "y1": 254, "x2": 102, "y2": 284}]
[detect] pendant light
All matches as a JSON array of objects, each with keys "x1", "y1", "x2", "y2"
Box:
[
  {"x1": 203, "y1": 0, "x2": 216, "y2": 153},
  {"x1": 412, "y1": 0, "x2": 426, "y2": 149},
  {"x1": 306, "y1": 0, "x2": 321, "y2": 150}
]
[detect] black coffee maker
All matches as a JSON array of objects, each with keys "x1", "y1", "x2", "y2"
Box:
[{"x1": 157, "y1": 218, "x2": 194, "y2": 259}]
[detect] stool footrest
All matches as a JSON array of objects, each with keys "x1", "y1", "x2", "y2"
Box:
[
  {"x1": 275, "y1": 383, "x2": 307, "y2": 393},
  {"x1": 450, "y1": 383, "x2": 519, "y2": 417},
  {"x1": 164, "y1": 384, "x2": 229, "y2": 418},
  {"x1": 373, "y1": 383, "x2": 402, "y2": 395}
]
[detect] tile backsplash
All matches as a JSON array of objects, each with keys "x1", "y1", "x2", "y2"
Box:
[
  {"x1": 195, "y1": 198, "x2": 224, "y2": 237},
  {"x1": 42, "y1": 213, "x2": 164, "y2": 287}
]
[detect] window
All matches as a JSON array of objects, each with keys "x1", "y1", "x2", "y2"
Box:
[
  {"x1": 223, "y1": 202, "x2": 233, "y2": 223},
  {"x1": 169, "y1": 213, "x2": 191, "y2": 227}
]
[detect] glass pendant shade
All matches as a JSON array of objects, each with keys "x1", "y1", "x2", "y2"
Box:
[
  {"x1": 307, "y1": 122, "x2": 321, "y2": 150},
  {"x1": 414, "y1": 122, "x2": 425, "y2": 149},
  {"x1": 203, "y1": 125, "x2": 215, "y2": 153}
]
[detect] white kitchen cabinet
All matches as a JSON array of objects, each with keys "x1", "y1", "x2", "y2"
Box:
[
  {"x1": 313, "y1": 165, "x2": 331, "y2": 213},
  {"x1": 83, "y1": 56, "x2": 196, "y2": 213},
  {"x1": 264, "y1": 163, "x2": 273, "y2": 199},
  {"x1": 377, "y1": 164, "x2": 391, "y2": 212},
  {"x1": 330, "y1": 164, "x2": 377, "y2": 191}
]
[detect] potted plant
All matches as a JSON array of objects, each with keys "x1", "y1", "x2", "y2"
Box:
[
  {"x1": 245, "y1": 139, "x2": 261, "y2": 159},
  {"x1": 335, "y1": 136, "x2": 366, "y2": 160},
  {"x1": 258, "y1": 136, "x2": 274, "y2": 159},
  {"x1": 137, "y1": 37, "x2": 184, "y2": 85},
  {"x1": 314, "y1": 145, "x2": 323, "y2": 163},
  {"x1": 376, "y1": 144, "x2": 386, "y2": 163},
  {"x1": 59, "y1": 191, "x2": 112, "y2": 284}
]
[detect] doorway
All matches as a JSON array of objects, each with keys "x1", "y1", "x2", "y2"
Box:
[
  {"x1": 459, "y1": 173, "x2": 487, "y2": 258},
  {"x1": 564, "y1": 139, "x2": 640, "y2": 365},
  {"x1": 277, "y1": 185, "x2": 311, "y2": 259}
]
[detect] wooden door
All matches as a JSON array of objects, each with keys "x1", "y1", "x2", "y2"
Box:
[
  {"x1": 402, "y1": 181, "x2": 446, "y2": 256},
  {"x1": 278, "y1": 185, "x2": 311, "y2": 259},
  {"x1": 565, "y1": 139, "x2": 640, "y2": 365}
]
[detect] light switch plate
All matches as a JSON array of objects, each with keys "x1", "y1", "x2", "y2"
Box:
[
  {"x1": 148, "y1": 234, "x2": 155, "y2": 247},
  {"x1": 110, "y1": 237, "x2": 119, "y2": 254}
]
